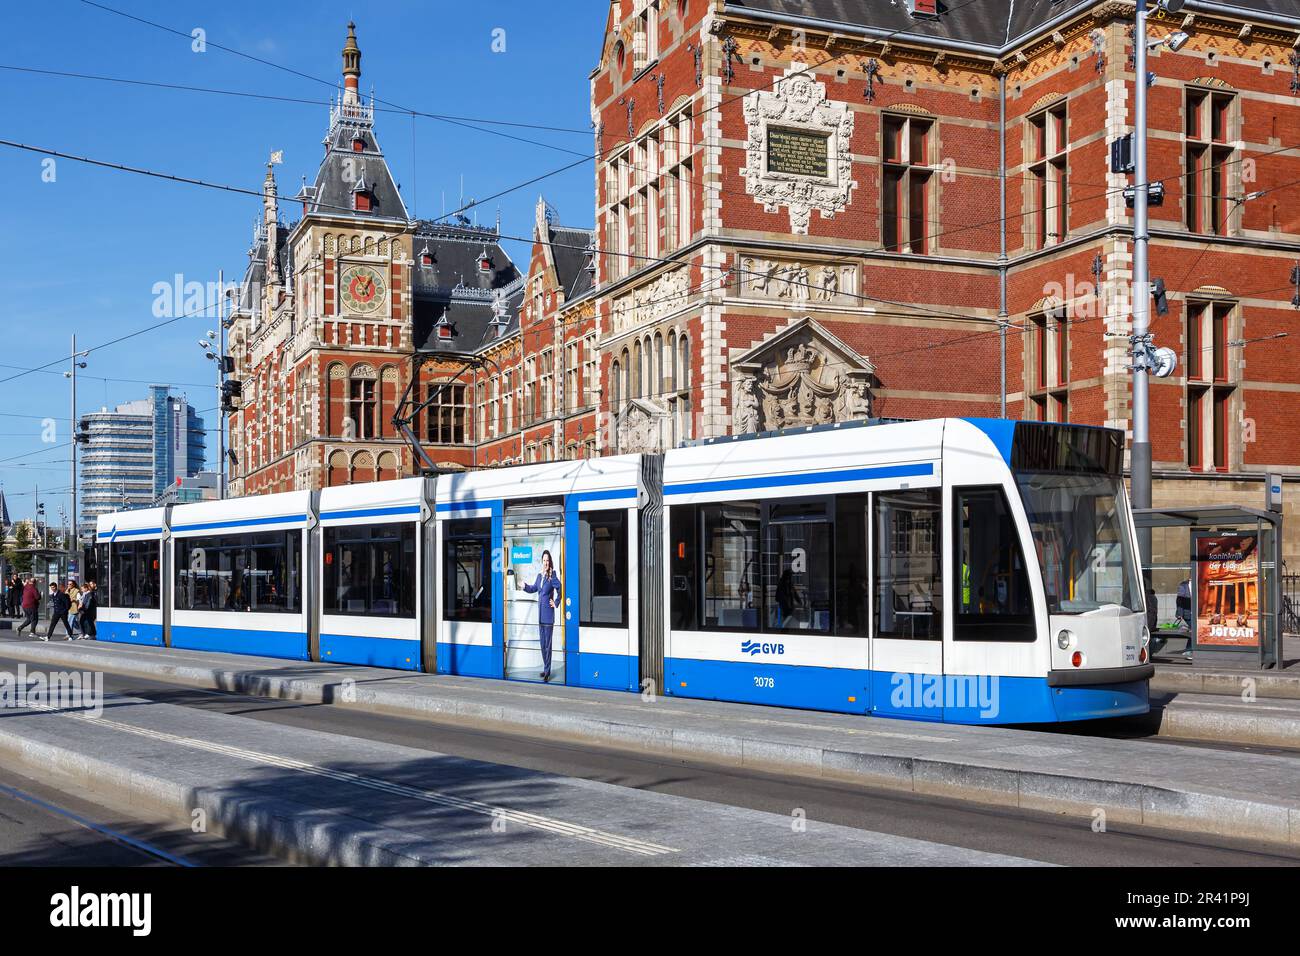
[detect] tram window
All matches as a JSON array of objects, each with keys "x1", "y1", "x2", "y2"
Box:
[
  {"x1": 578, "y1": 509, "x2": 628, "y2": 627},
  {"x1": 94, "y1": 544, "x2": 110, "y2": 601},
  {"x1": 324, "y1": 523, "x2": 416, "y2": 618},
  {"x1": 764, "y1": 501, "x2": 831, "y2": 632},
  {"x1": 701, "y1": 502, "x2": 761, "y2": 630},
  {"x1": 443, "y1": 518, "x2": 492, "y2": 623},
  {"x1": 174, "y1": 531, "x2": 301, "y2": 614},
  {"x1": 669, "y1": 505, "x2": 698, "y2": 629},
  {"x1": 874, "y1": 489, "x2": 942, "y2": 640},
  {"x1": 110, "y1": 540, "x2": 160, "y2": 610},
  {"x1": 833, "y1": 494, "x2": 870, "y2": 637},
  {"x1": 953, "y1": 486, "x2": 1035, "y2": 642}
]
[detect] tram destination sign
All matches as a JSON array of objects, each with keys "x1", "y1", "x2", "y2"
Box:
[{"x1": 766, "y1": 128, "x2": 830, "y2": 177}]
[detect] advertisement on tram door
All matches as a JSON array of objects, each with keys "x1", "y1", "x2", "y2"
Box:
[{"x1": 1192, "y1": 531, "x2": 1260, "y2": 648}]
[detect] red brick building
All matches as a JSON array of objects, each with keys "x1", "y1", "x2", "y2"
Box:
[
  {"x1": 590, "y1": 0, "x2": 1300, "y2": 557},
  {"x1": 226, "y1": 6, "x2": 1300, "y2": 559}
]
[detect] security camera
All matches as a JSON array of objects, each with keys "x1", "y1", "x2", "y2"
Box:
[
  {"x1": 1166, "y1": 31, "x2": 1189, "y2": 52},
  {"x1": 1157, "y1": 0, "x2": 1185, "y2": 12}
]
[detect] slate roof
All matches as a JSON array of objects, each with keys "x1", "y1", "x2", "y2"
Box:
[
  {"x1": 301, "y1": 107, "x2": 408, "y2": 222},
  {"x1": 724, "y1": 1, "x2": 1298, "y2": 51},
  {"x1": 410, "y1": 221, "x2": 524, "y2": 354},
  {"x1": 548, "y1": 224, "x2": 596, "y2": 302}
]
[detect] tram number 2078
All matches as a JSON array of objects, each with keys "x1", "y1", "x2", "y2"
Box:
[{"x1": 753, "y1": 676, "x2": 776, "y2": 689}]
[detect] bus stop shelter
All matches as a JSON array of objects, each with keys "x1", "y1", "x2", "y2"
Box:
[{"x1": 1133, "y1": 505, "x2": 1282, "y2": 670}]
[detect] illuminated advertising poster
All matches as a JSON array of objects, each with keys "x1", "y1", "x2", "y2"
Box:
[{"x1": 1193, "y1": 532, "x2": 1260, "y2": 648}]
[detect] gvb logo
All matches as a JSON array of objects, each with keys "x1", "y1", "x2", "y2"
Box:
[
  {"x1": 889, "y1": 673, "x2": 1001, "y2": 719},
  {"x1": 740, "y1": 640, "x2": 785, "y2": 656}
]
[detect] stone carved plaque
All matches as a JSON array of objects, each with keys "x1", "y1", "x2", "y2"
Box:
[
  {"x1": 766, "y1": 128, "x2": 830, "y2": 177},
  {"x1": 740, "y1": 256, "x2": 857, "y2": 304},
  {"x1": 742, "y1": 63, "x2": 856, "y2": 235}
]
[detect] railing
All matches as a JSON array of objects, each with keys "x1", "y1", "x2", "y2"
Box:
[{"x1": 1283, "y1": 563, "x2": 1300, "y2": 636}]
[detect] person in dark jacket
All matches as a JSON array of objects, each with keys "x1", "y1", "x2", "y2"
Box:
[
  {"x1": 520, "y1": 549, "x2": 562, "y2": 682},
  {"x1": 78, "y1": 581, "x2": 98, "y2": 640},
  {"x1": 5, "y1": 576, "x2": 18, "y2": 617},
  {"x1": 15, "y1": 578, "x2": 40, "y2": 634},
  {"x1": 44, "y1": 583, "x2": 73, "y2": 641}
]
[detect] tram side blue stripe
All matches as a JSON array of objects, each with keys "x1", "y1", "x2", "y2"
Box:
[
  {"x1": 319, "y1": 505, "x2": 421, "y2": 521},
  {"x1": 171, "y1": 514, "x2": 307, "y2": 533},
  {"x1": 97, "y1": 527, "x2": 162, "y2": 540},
  {"x1": 664, "y1": 462, "x2": 934, "y2": 497}
]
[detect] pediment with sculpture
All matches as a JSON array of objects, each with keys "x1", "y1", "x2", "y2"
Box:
[{"x1": 730, "y1": 317, "x2": 875, "y2": 435}]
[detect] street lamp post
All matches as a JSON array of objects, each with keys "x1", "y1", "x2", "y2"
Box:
[
  {"x1": 65, "y1": 334, "x2": 87, "y2": 572},
  {"x1": 1130, "y1": 0, "x2": 1187, "y2": 570},
  {"x1": 1131, "y1": 2, "x2": 1153, "y2": 567},
  {"x1": 200, "y1": 269, "x2": 230, "y2": 501}
]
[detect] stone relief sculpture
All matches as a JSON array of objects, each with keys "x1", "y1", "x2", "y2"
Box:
[
  {"x1": 741, "y1": 63, "x2": 857, "y2": 235},
  {"x1": 612, "y1": 267, "x2": 690, "y2": 335},
  {"x1": 740, "y1": 256, "x2": 856, "y2": 304},
  {"x1": 730, "y1": 319, "x2": 875, "y2": 435}
]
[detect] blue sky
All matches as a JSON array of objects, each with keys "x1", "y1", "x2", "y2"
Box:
[{"x1": 0, "y1": 0, "x2": 604, "y2": 522}]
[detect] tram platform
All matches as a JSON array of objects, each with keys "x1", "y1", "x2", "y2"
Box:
[
  {"x1": 1152, "y1": 633, "x2": 1300, "y2": 698},
  {"x1": 0, "y1": 635, "x2": 1296, "y2": 849}
]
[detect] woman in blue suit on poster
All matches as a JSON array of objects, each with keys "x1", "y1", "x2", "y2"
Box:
[{"x1": 521, "y1": 549, "x2": 562, "y2": 682}]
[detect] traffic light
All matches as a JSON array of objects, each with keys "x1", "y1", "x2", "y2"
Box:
[
  {"x1": 220, "y1": 379, "x2": 243, "y2": 413},
  {"x1": 1110, "y1": 134, "x2": 1134, "y2": 174}
]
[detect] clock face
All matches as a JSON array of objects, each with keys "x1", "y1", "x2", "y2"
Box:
[{"x1": 341, "y1": 264, "x2": 387, "y2": 315}]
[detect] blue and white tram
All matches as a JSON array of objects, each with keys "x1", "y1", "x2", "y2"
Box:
[
  {"x1": 94, "y1": 507, "x2": 167, "y2": 646},
  {"x1": 434, "y1": 455, "x2": 648, "y2": 691},
  {"x1": 88, "y1": 418, "x2": 1153, "y2": 724},
  {"x1": 661, "y1": 418, "x2": 1151, "y2": 722},
  {"x1": 317, "y1": 477, "x2": 430, "y2": 671},
  {"x1": 169, "y1": 490, "x2": 313, "y2": 659}
]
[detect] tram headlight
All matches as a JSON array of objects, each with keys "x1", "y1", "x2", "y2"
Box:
[
  {"x1": 1056, "y1": 629, "x2": 1074, "y2": 650},
  {"x1": 1141, "y1": 625, "x2": 1151, "y2": 647}
]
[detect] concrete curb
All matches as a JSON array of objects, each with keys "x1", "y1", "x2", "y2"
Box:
[
  {"x1": 1153, "y1": 668, "x2": 1300, "y2": 700},
  {"x1": 1, "y1": 640, "x2": 1297, "y2": 849},
  {"x1": 0, "y1": 719, "x2": 436, "y2": 866}
]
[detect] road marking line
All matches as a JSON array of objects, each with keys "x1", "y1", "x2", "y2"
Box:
[{"x1": 21, "y1": 699, "x2": 677, "y2": 857}]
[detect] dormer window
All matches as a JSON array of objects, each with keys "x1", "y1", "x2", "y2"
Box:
[
  {"x1": 352, "y1": 136, "x2": 365, "y2": 152},
  {"x1": 419, "y1": 244, "x2": 435, "y2": 266},
  {"x1": 352, "y1": 171, "x2": 372, "y2": 212},
  {"x1": 477, "y1": 249, "x2": 493, "y2": 273}
]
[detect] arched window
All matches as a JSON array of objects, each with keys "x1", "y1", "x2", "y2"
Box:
[
  {"x1": 654, "y1": 332, "x2": 664, "y2": 395},
  {"x1": 327, "y1": 363, "x2": 347, "y2": 436},
  {"x1": 611, "y1": 360, "x2": 622, "y2": 409},
  {"x1": 621, "y1": 347, "x2": 631, "y2": 404},
  {"x1": 668, "y1": 330, "x2": 678, "y2": 391},
  {"x1": 678, "y1": 334, "x2": 690, "y2": 388},
  {"x1": 327, "y1": 450, "x2": 348, "y2": 487},
  {"x1": 350, "y1": 450, "x2": 375, "y2": 484},
  {"x1": 377, "y1": 451, "x2": 398, "y2": 482},
  {"x1": 348, "y1": 364, "x2": 378, "y2": 439},
  {"x1": 632, "y1": 340, "x2": 642, "y2": 398}
]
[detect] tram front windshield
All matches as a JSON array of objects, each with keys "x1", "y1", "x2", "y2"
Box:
[{"x1": 1015, "y1": 471, "x2": 1141, "y2": 614}]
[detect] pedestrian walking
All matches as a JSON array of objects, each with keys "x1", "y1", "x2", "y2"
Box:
[
  {"x1": 5, "y1": 575, "x2": 18, "y2": 618},
  {"x1": 44, "y1": 582, "x2": 73, "y2": 641},
  {"x1": 14, "y1": 577, "x2": 40, "y2": 635},
  {"x1": 65, "y1": 578, "x2": 82, "y2": 637},
  {"x1": 79, "y1": 581, "x2": 98, "y2": 640}
]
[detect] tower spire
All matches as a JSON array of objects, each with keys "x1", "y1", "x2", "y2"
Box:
[{"x1": 341, "y1": 21, "x2": 361, "y2": 106}]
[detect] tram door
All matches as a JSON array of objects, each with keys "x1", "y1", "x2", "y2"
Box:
[{"x1": 502, "y1": 508, "x2": 566, "y2": 683}]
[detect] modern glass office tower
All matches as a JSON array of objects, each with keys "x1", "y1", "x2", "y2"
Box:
[{"x1": 81, "y1": 385, "x2": 206, "y2": 521}]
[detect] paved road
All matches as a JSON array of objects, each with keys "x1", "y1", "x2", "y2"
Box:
[
  {"x1": 0, "y1": 651, "x2": 1293, "y2": 866},
  {"x1": 0, "y1": 762, "x2": 284, "y2": 866}
]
